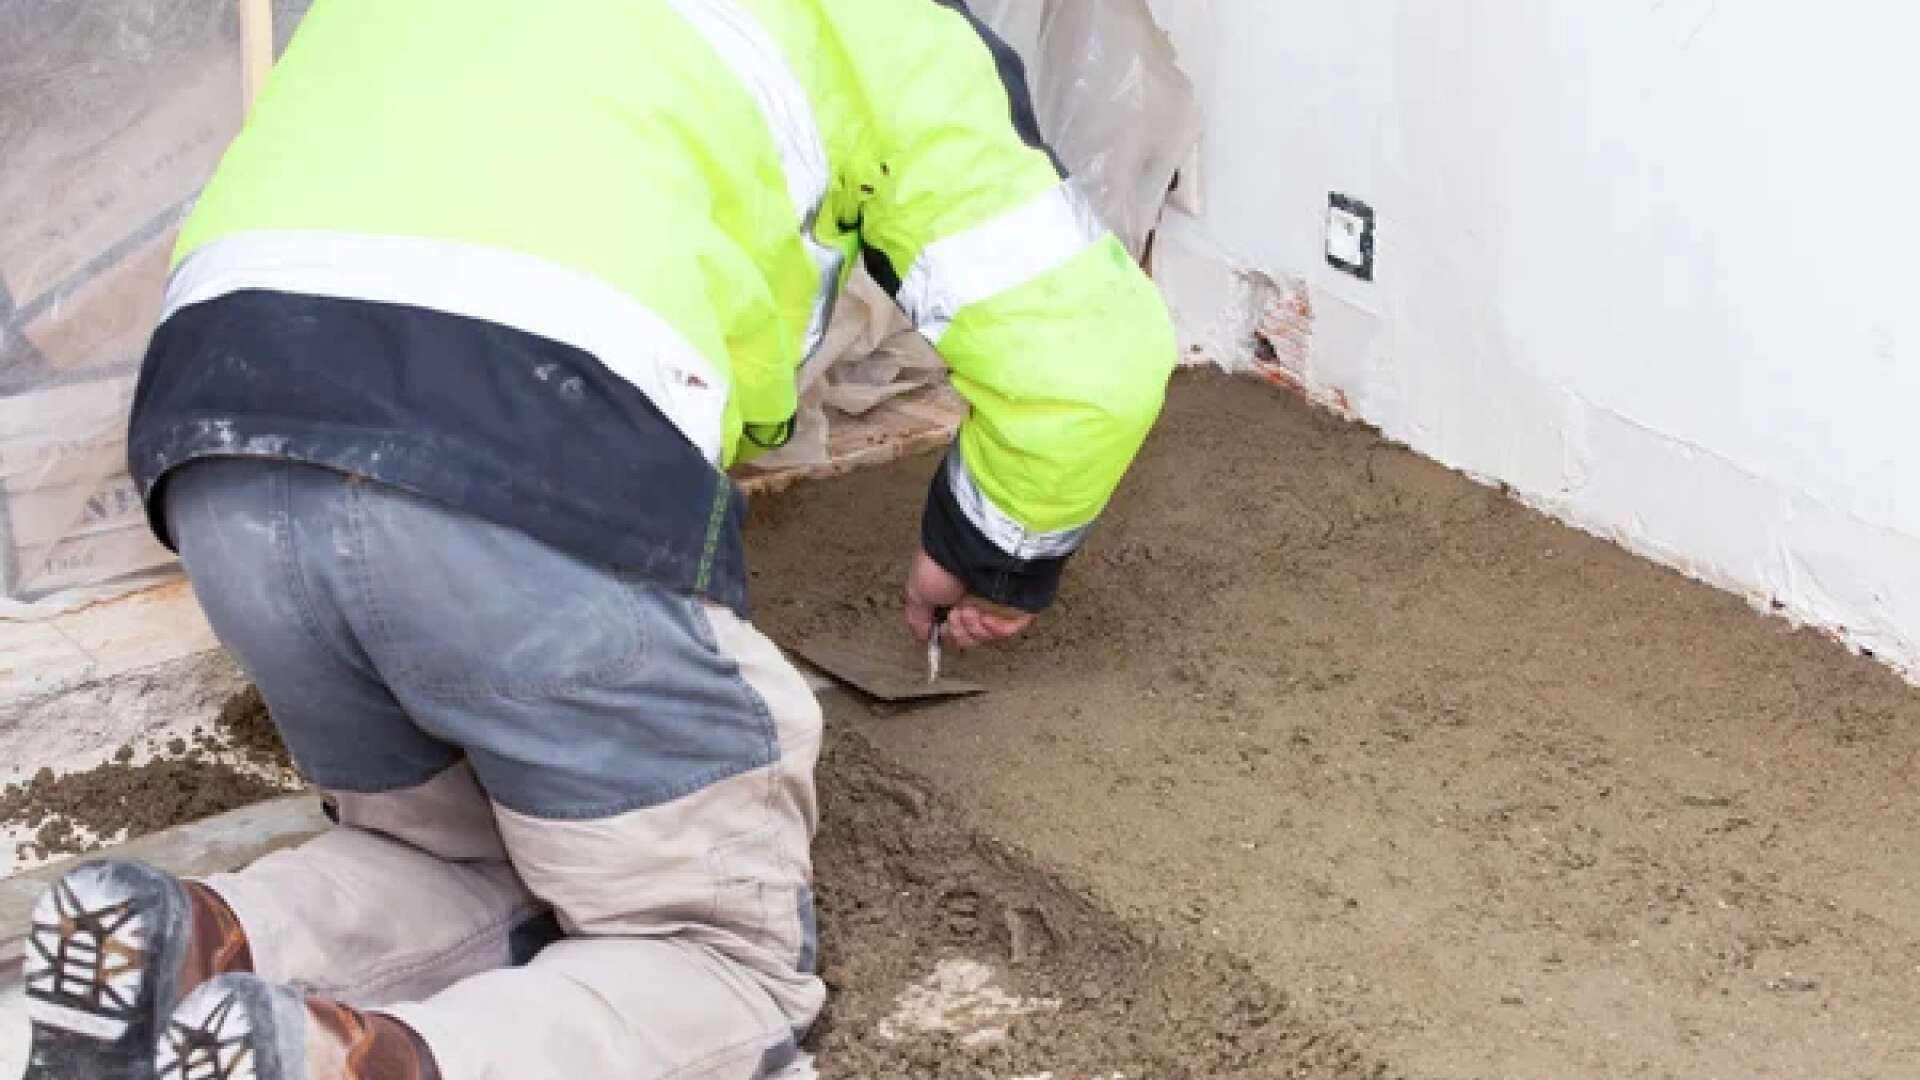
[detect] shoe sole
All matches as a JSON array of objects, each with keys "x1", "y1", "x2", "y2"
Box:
[
  {"x1": 22, "y1": 860, "x2": 189, "y2": 1080},
  {"x1": 157, "y1": 975, "x2": 299, "y2": 1080}
]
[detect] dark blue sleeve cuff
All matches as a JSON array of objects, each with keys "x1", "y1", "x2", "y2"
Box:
[{"x1": 920, "y1": 460, "x2": 1070, "y2": 613}]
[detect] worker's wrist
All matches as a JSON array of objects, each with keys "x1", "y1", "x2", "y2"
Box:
[{"x1": 920, "y1": 469, "x2": 1068, "y2": 613}]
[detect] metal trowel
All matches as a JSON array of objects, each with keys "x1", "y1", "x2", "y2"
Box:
[{"x1": 785, "y1": 614, "x2": 986, "y2": 702}]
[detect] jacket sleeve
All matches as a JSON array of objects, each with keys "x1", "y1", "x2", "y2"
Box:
[{"x1": 824, "y1": 0, "x2": 1177, "y2": 611}]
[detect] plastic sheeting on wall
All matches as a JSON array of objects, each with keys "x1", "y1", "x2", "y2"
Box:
[
  {"x1": 974, "y1": 0, "x2": 1206, "y2": 257},
  {"x1": 0, "y1": 1, "x2": 245, "y2": 612},
  {"x1": 969, "y1": 0, "x2": 1045, "y2": 61},
  {"x1": 1021, "y1": 0, "x2": 1204, "y2": 259}
]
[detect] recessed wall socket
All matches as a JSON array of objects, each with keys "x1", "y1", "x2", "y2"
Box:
[{"x1": 1326, "y1": 193, "x2": 1375, "y2": 281}]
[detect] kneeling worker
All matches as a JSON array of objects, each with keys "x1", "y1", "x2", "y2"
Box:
[{"x1": 19, "y1": 2, "x2": 1173, "y2": 1077}]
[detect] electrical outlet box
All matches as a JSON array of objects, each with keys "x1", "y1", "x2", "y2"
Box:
[{"x1": 1326, "y1": 193, "x2": 1375, "y2": 281}]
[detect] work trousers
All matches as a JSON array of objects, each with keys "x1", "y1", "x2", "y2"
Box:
[{"x1": 166, "y1": 459, "x2": 823, "y2": 1079}]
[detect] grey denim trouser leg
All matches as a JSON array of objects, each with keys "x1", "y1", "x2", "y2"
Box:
[{"x1": 168, "y1": 459, "x2": 824, "y2": 1080}]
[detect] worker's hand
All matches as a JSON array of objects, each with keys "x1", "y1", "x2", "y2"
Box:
[{"x1": 903, "y1": 549, "x2": 1034, "y2": 648}]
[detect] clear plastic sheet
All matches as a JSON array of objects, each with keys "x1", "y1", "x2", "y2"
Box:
[
  {"x1": 994, "y1": 0, "x2": 1204, "y2": 259},
  {"x1": 969, "y1": 0, "x2": 1046, "y2": 66},
  {"x1": 0, "y1": 1, "x2": 244, "y2": 611}
]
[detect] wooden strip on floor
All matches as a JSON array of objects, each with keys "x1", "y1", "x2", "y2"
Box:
[{"x1": 735, "y1": 385, "x2": 965, "y2": 498}]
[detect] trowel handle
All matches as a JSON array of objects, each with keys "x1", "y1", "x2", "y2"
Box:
[{"x1": 926, "y1": 607, "x2": 950, "y2": 683}]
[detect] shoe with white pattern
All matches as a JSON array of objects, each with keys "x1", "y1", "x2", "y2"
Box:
[
  {"x1": 156, "y1": 975, "x2": 440, "y2": 1080},
  {"x1": 22, "y1": 860, "x2": 194, "y2": 1080}
]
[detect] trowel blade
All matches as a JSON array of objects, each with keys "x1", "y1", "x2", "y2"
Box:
[{"x1": 787, "y1": 638, "x2": 987, "y2": 702}]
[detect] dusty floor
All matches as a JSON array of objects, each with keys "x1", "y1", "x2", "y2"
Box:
[
  {"x1": 0, "y1": 715, "x2": 1379, "y2": 1079},
  {"x1": 6, "y1": 371, "x2": 1918, "y2": 1076},
  {"x1": 2, "y1": 701, "x2": 1367, "y2": 1078},
  {"x1": 4, "y1": 673, "x2": 1365, "y2": 1073},
  {"x1": 809, "y1": 732, "x2": 1385, "y2": 1078},
  {"x1": 751, "y1": 371, "x2": 1920, "y2": 1079}
]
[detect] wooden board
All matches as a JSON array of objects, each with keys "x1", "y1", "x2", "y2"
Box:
[
  {"x1": 237, "y1": 0, "x2": 275, "y2": 113},
  {"x1": 735, "y1": 384, "x2": 966, "y2": 497}
]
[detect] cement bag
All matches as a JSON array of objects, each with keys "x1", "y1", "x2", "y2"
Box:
[
  {"x1": 1027, "y1": 0, "x2": 1203, "y2": 259},
  {"x1": 0, "y1": 1, "x2": 245, "y2": 611},
  {"x1": 749, "y1": 267, "x2": 945, "y2": 470}
]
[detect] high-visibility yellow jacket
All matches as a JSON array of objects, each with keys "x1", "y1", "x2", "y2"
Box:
[{"x1": 132, "y1": 0, "x2": 1176, "y2": 612}]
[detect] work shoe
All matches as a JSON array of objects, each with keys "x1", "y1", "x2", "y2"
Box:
[
  {"x1": 21, "y1": 859, "x2": 252, "y2": 1080},
  {"x1": 156, "y1": 974, "x2": 441, "y2": 1080}
]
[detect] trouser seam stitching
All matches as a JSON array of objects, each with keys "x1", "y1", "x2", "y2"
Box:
[
  {"x1": 487, "y1": 756, "x2": 775, "y2": 821},
  {"x1": 343, "y1": 477, "x2": 417, "y2": 697},
  {"x1": 272, "y1": 464, "x2": 372, "y2": 684},
  {"x1": 655, "y1": 1024, "x2": 793, "y2": 1080},
  {"x1": 298, "y1": 899, "x2": 544, "y2": 999},
  {"x1": 706, "y1": 608, "x2": 785, "y2": 947}
]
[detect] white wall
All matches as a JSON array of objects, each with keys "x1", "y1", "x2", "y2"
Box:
[{"x1": 1159, "y1": 1, "x2": 1920, "y2": 678}]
